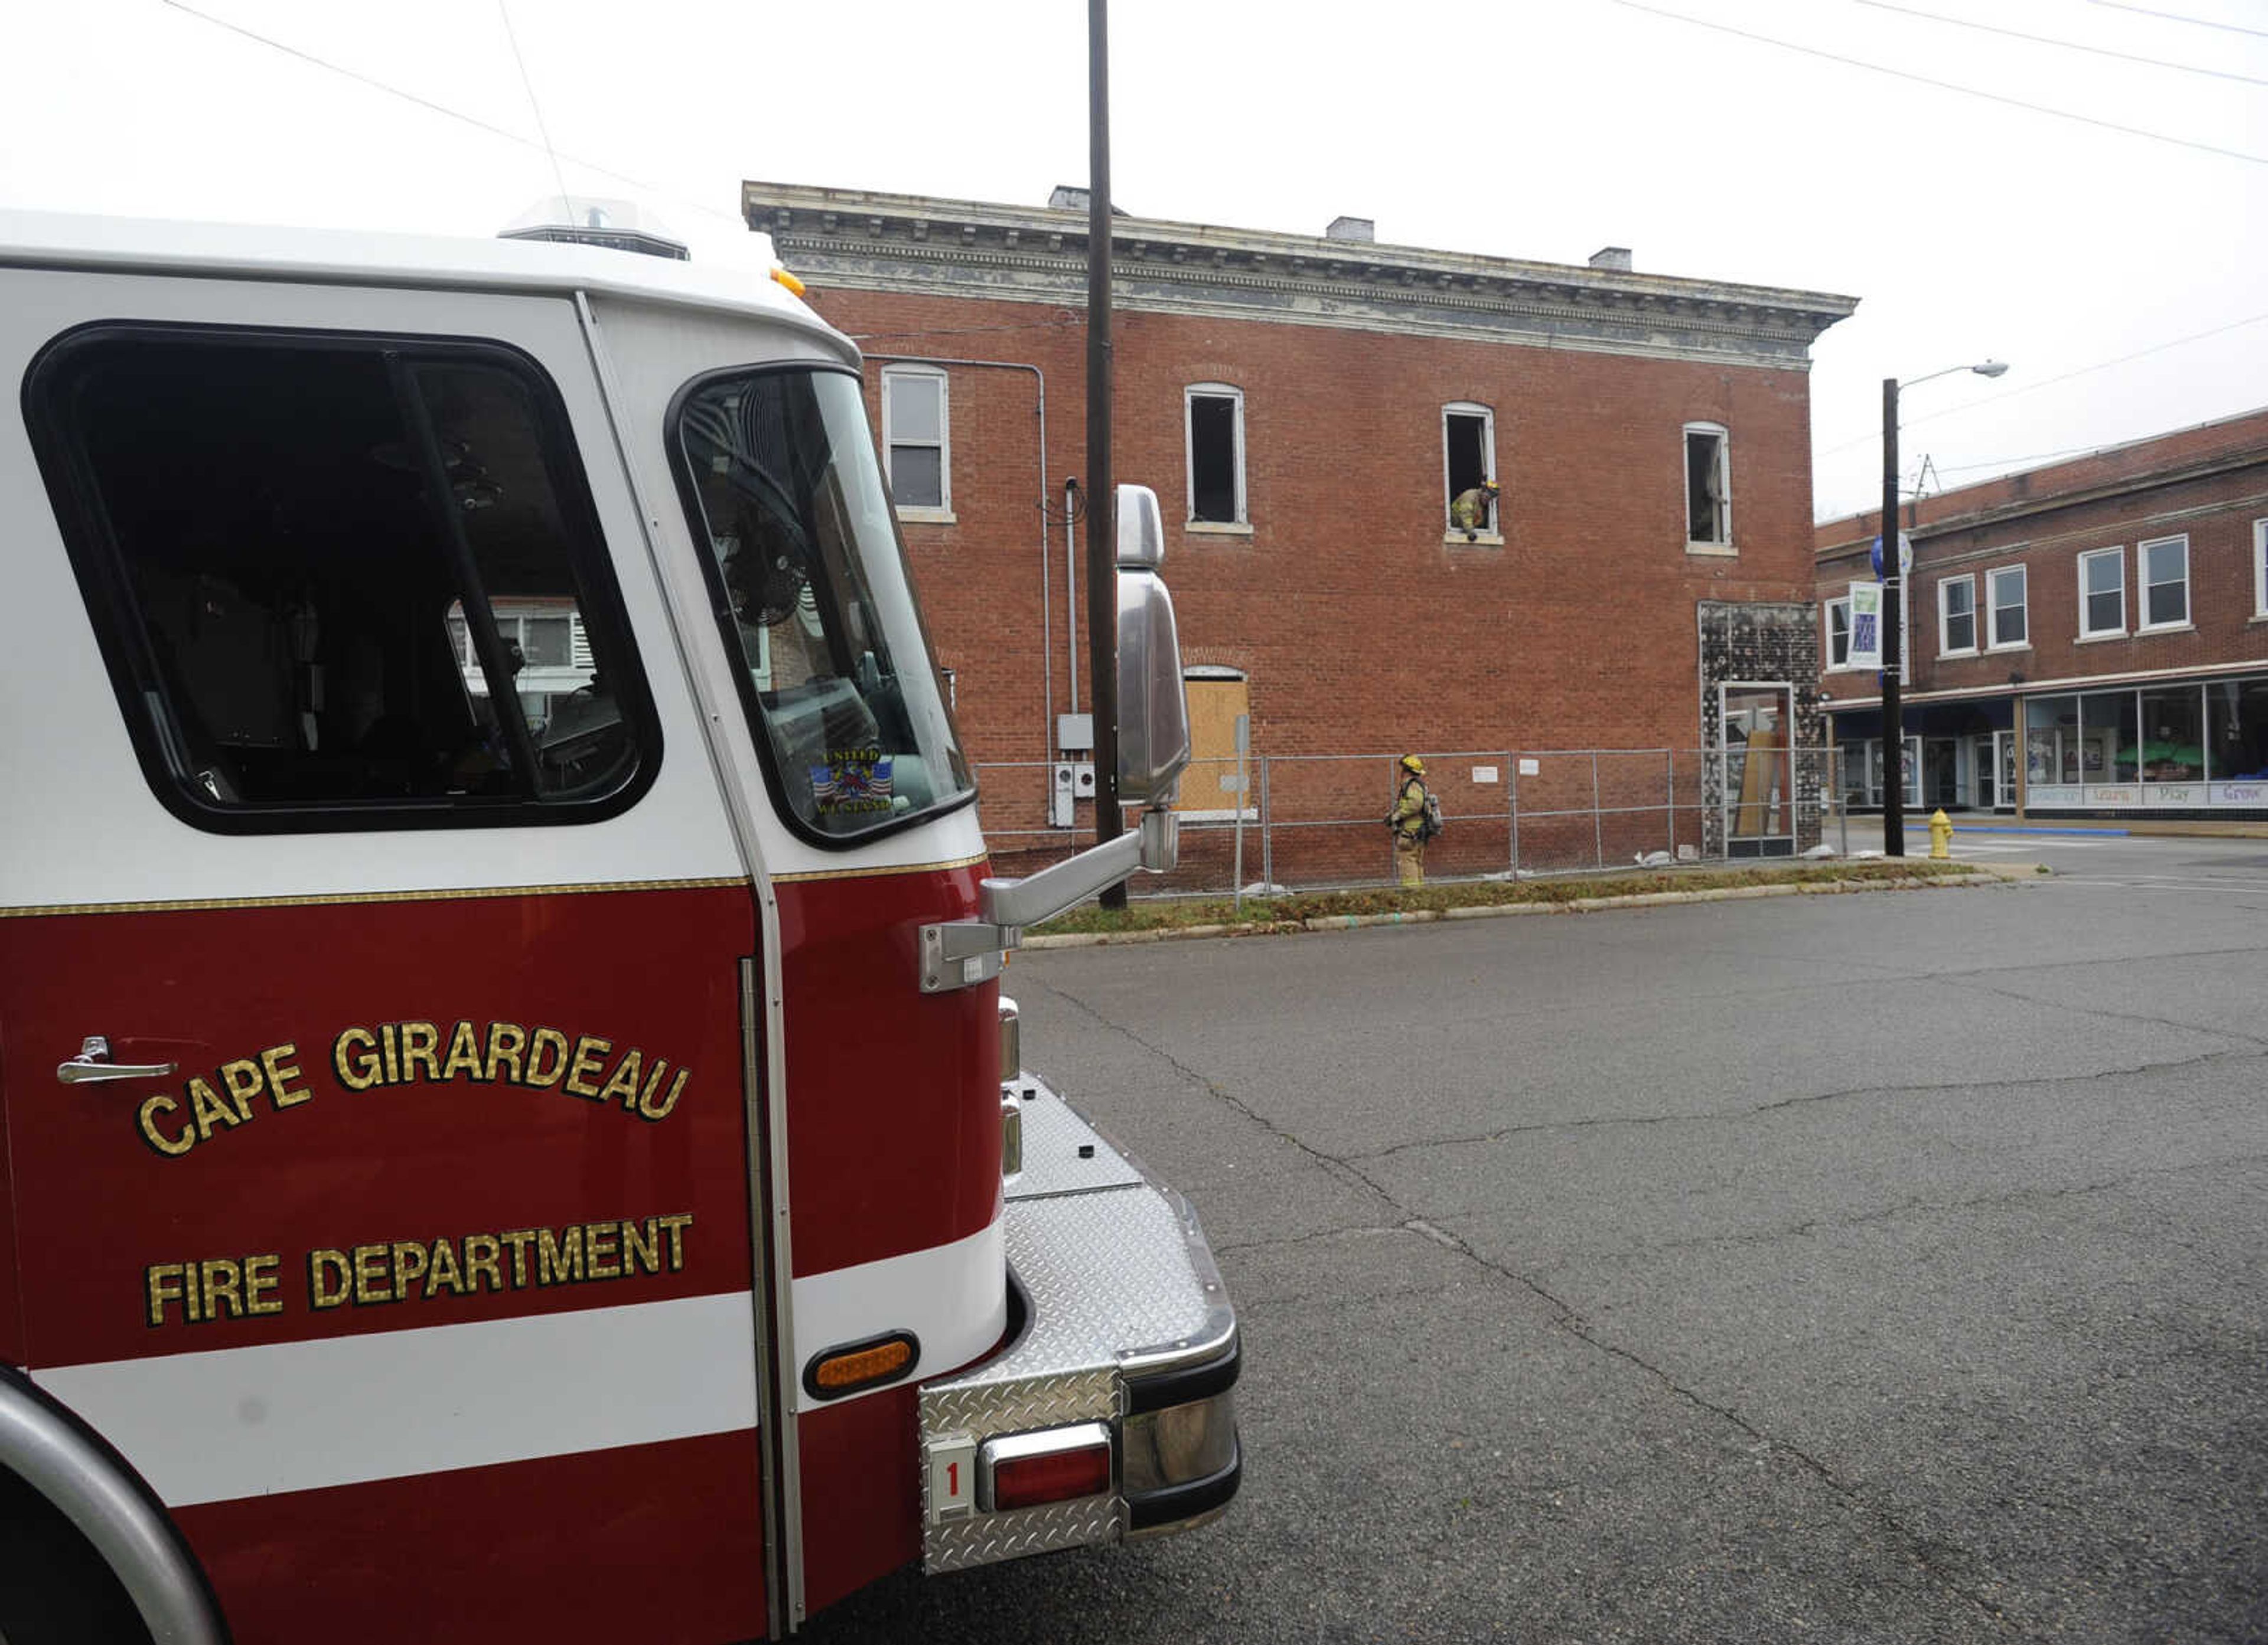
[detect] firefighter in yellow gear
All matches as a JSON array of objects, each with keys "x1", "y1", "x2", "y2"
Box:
[
  {"x1": 1390, "y1": 755, "x2": 1433, "y2": 888},
  {"x1": 1449, "y1": 478, "x2": 1501, "y2": 541}
]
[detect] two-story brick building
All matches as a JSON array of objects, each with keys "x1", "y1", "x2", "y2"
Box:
[
  {"x1": 745, "y1": 180, "x2": 1856, "y2": 870},
  {"x1": 1817, "y1": 406, "x2": 2268, "y2": 820}
]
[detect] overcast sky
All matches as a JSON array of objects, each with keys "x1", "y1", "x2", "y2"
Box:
[{"x1": 7, "y1": 0, "x2": 2263, "y2": 524}]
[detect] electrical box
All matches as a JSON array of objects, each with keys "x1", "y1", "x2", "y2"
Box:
[
  {"x1": 1050, "y1": 763, "x2": 1077, "y2": 828},
  {"x1": 1057, "y1": 714, "x2": 1094, "y2": 755},
  {"x1": 1071, "y1": 762, "x2": 1096, "y2": 798}
]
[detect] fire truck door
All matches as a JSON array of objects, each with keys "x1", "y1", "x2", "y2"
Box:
[{"x1": 0, "y1": 273, "x2": 771, "y2": 1645}]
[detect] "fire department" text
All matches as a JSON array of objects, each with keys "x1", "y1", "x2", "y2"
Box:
[{"x1": 143, "y1": 1212, "x2": 695, "y2": 1326}]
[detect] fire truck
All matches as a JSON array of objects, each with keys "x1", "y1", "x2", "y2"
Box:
[{"x1": 0, "y1": 207, "x2": 1238, "y2": 1643}]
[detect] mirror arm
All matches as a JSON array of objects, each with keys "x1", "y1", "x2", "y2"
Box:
[{"x1": 917, "y1": 809, "x2": 1178, "y2": 993}]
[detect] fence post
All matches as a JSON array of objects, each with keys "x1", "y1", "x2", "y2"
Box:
[
  {"x1": 1665, "y1": 749, "x2": 1675, "y2": 858},
  {"x1": 1592, "y1": 751, "x2": 1604, "y2": 869},
  {"x1": 1260, "y1": 756, "x2": 1273, "y2": 894},
  {"x1": 1508, "y1": 752, "x2": 1521, "y2": 878},
  {"x1": 1837, "y1": 748, "x2": 1849, "y2": 859}
]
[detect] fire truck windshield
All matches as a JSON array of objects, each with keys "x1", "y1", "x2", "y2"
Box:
[{"x1": 674, "y1": 366, "x2": 975, "y2": 841}]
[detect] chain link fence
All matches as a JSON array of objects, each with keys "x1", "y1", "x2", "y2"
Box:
[{"x1": 975, "y1": 748, "x2": 1850, "y2": 899}]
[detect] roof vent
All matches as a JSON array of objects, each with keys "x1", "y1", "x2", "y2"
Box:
[
  {"x1": 1325, "y1": 216, "x2": 1374, "y2": 243},
  {"x1": 1588, "y1": 246, "x2": 1632, "y2": 272},
  {"x1": 498, "y1": 197, "x2": 688, "y2": 260}
]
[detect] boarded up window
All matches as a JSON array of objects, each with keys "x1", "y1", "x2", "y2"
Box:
[{"x1": 1177, "y1": 673, "x2": 1250, "y2": 813}]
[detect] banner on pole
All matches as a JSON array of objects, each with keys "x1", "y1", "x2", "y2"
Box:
[{"x1": 1848, "y1": 581, "x2": 1884, "y2": 671}]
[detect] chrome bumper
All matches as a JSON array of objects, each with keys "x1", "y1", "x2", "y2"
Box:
[{"x1": 917, "y1": 1076, "x2": 1240, "y2": 1574}]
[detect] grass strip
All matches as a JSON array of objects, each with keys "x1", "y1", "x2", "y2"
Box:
[{"x1": 1031, "y1": 859, "x2": 1980, "y2": 937}]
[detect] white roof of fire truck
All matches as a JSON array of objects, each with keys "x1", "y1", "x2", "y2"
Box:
[{"x1": 0, "y1": 208, "x2": 852, "y2": 361}]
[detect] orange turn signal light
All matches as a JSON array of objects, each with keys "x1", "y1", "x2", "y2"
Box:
[
  {"x1": 804, "y1": 1331, "x2": 917, "y2": 1400},
  {"x1": 770, "y1": 266, "x2": 807, "y2": 298}
]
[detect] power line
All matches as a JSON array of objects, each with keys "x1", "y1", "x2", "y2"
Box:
[
  {"x1": 158, "y1": 0, "x2": 743, "y2": 228},
  {"x1": 496, "y1": 1, "x2": 572, "y2": 213},
  {"x1": 1818, "y1": 308, "x2": 2268, "y2": 456},
  {"x1": 1849, "y1": 0, "x2": 2268, "y2": 86},
  {"x1": 2080, "y1": 0, "x2": 2268, "y2": 41},
  {"x1": 1604, "y1": 0, "x2": 2268, "y2": 166},
  {"x1": 1933, "y1": 445, "x2": 2102, "y2": 473}
]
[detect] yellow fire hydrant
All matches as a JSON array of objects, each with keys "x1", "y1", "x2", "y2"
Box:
[{"x1": 1928, "y1": 808, "x2": 1954, "y2": 860}]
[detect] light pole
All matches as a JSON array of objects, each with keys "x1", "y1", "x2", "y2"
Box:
[{"x1": 1879, "y1": 359, "x2": 2008, "y2": 856}]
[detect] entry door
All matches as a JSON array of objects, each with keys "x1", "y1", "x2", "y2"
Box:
[
  {"x1": 1722, "y1": 684, "x2": 1794, "y2": 857},
  {"x1": 1995, "y1": 730, "x2": 2018, "y2": 810},
  {"x1": 1975, "y1": 736, "x2": 1997, "y2": 809},
  {"x1": 0, "y1": 275, "x2": 767, "y2": 1644}
]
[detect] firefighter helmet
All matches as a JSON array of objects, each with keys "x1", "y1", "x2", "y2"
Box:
[{"x1": 1401, "y1": 755, "x2": 1425, "y2": 775}]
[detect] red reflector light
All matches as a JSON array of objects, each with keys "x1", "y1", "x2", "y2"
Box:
[{"x1": 990, "y1": 1442, "x2": 1111, "y2": 1511}]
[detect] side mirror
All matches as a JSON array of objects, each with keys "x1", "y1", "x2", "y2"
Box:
[{"x1": 1113, "y1": 485, "x2": 1190, "y2": 806}]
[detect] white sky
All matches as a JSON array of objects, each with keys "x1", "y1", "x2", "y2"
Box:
[{"x1": 7, "y1": 0, "x2": 2264, "y2": 524}]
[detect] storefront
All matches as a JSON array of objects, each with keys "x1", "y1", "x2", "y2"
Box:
[
  {"x1": 1830, "y1": 673, "x2": 2268, "y2": 819},
  {"x1": 1832, "y1": 697, "x2": 2016, "y2": 814},
  {"x1": 2023, "y1": 673, "x2": 2268, "y2": 814}
]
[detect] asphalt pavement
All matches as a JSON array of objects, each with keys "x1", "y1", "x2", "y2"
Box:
[{"x1": 804, "y1": 840, "x2": 2268, "y2": 1643}]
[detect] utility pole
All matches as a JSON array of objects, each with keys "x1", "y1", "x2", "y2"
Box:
[
  {"x1": 1881, "y1": 376, "x2": 1905, "y2": 858},
  {"x1": 1086, "y1": 0, "x2": 1125, "y2": 908}
]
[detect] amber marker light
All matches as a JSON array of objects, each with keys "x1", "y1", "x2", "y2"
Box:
[
  {"x1": 803, "y1": 1331, "x2": 917, "y2": 1400},
  {"x1": 770, "y1": 266, "x2": 807, "y2": 297}
]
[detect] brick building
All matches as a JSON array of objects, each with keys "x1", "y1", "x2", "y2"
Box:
[
  {"x1": 745, "y1": 180, "x2": 1856, "y2": 872},
  {"x1": 1816, "y1": 407, "x2": 2268, "y2": 821}
]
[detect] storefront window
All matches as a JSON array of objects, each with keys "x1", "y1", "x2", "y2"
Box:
[
  {"x1": 2026, "y1": 696, "x2": 2077, "y2": 785},
  {"x1": 2136, "y1": 687, "x2": 2205, "y2": 783},
  {"x1": 2208, "y1": 678, "x2": 2268, "y2": 782},
  {"x1": 2080, "y1": 690, "x2": 2139, "y2": 783}
]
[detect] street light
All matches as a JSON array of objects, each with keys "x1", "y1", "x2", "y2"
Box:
[{"x1": 1879, "y1": 360, "x2": 2009, "y2": 856}]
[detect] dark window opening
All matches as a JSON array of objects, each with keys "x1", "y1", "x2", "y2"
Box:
[
  {"x1": 1445, "y1": 413, "x2": 1492, "y2": 531},
  {"x1": 29, "y1": 328, "x2": 654, "y2": 830},
  {"x1": 1686, "y1": 429, "x2": 1729, "y2": 544},
  {"x1": 1188, "y1": 395, "x2": 1240, "y2": 524}
]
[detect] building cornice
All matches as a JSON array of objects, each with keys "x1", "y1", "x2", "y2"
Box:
[
  {"x1": 1817, "y1": 442, "x2": 2268, "y2": 562},
  {"x1": 743, "y1": 181, "x2": 1856, "y2": 372}
]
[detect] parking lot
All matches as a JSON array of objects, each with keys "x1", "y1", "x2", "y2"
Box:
[{"x1": 808, "y1": 847, "x2": 2267, "y2": 1643}]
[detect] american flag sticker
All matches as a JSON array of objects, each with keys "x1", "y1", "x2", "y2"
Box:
[{"x1": 811, "y1": 748, "x2": 895, "y2": 815}]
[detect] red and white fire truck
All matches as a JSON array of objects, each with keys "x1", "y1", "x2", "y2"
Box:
[{"x1": 0, "y1": 207, "x2": 1238, "y2": 1643}]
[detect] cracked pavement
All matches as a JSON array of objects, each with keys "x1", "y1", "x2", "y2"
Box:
[{"x1": 805, "y1": 854, "x2": 2268, "y2": 1643}]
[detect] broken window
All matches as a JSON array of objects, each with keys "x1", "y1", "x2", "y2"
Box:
[
  {"x1": 1684, "y1": 423, "x2": 1731, "y2": 546},
  {"x1": 1443, "y1": 403, "x2": 1496, "y2": 535},
  {"x1": 1185, "y1": 385, "x2": 1245, "y2": 525}
]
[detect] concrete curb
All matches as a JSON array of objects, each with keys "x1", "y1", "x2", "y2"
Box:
[{"x1": 1019, "y1": 866, "x2": 2033, "y2": 951}]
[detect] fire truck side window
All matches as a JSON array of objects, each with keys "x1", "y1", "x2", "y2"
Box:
[
  {"x1": 28, "y1": 328, "x2": 657, "y2": 830},
  {"x1": 673, "y1": 365, "x2": 975, "y2": 843}
]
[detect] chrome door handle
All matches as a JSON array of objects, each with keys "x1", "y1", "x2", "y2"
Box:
[{"x1": 56, "y1": 1036, "x2": 177, "y2": 1085}]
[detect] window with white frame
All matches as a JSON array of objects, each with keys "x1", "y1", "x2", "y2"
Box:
[
  {"x1": 1185, "y1": 384, "x2": 1246, "y2": 526},
  {"x1": 1938, "y1": 575, "x2": 1977, "y2": 655},
  {"x1": 1442, "y1": 403, "x2": 1497, "y2": 536},
  {"x1": 880, "y1": 365, "x2": 950, "y2": 514},
  {"x1": 1987, "y1": 565, "x2": 2028, "y2": 649},
  {"x1": 2078, "y1": 546, "x2": 2125, "y2": 638},
  {"x1": 1824, "y1": 596, "x2": 1851, "y2": 669},
  {"x1": 2254, "y1": 519, "x2": 2267, "y2": 618},
  {"x1": 1683, "y1": 423, "x2": 1731, "y2": 547},
  {"x1": 2140, "y1": 534, "x2": 2189, "y2": 631}
]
